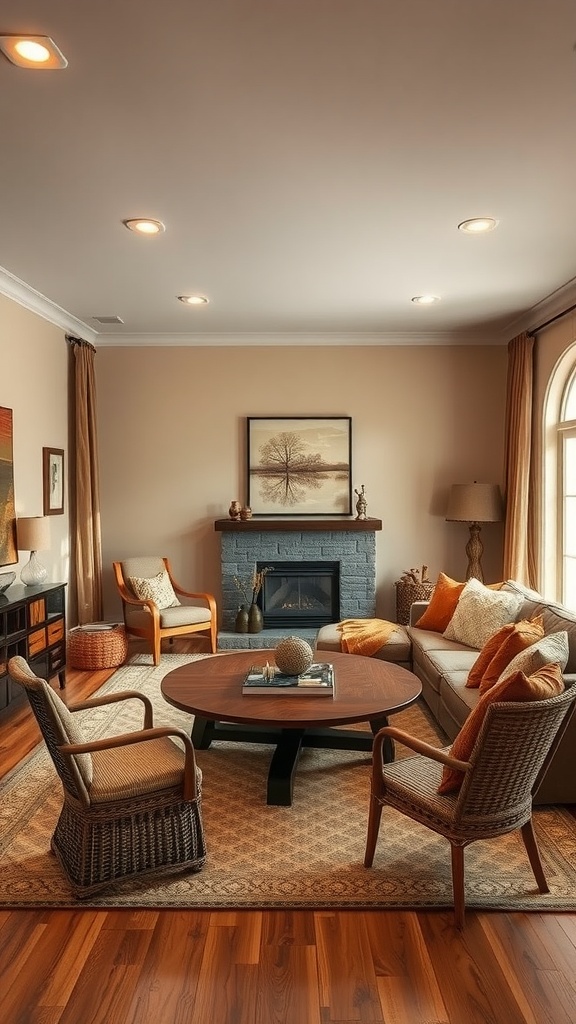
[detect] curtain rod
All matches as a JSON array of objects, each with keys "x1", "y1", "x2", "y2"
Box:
[
  {"x1": 528, "y1": 301, "x2": 576, "y2": 337},
  {"x1": 66, "y1": 333, "x2": 96, "y2": 352}
]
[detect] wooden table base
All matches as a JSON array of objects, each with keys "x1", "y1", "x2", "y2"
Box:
[{"x1": 191, "y1": 715, "x2": 394, "y2": 805}]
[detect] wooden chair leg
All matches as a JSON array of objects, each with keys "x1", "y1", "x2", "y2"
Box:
[
  {"x1": 450, "y1": 843, "x2": 466, "y2": 930},
  {"x1": 152, "y1": 633, "x2": 161, "y2": 666},
  {"x1": 521, "y1": 819, "x2": 549, "y2": 893},
  {"x1": 364, "y1": 796, "x2": 383, "y2": 867},
  {"x1": 209, "y1": 619, "x2": 217, "y2": 653}
]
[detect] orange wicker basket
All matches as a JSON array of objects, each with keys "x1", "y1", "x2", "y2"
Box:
[{"x1": 68, "y1": 625, "x2": 128, "y2": 670}]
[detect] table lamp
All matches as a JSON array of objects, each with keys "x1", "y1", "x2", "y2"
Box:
[
  {"x1": 445, "y1": 482, "x2": 503, "y2": 582},
  {"x1": 17, "y1": 516, "x2": 50, "y2": 586}
]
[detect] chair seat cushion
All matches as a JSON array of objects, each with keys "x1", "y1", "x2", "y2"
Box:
[
  {"x1": 382, "y1": 751, "x2": 458, "y2": 826},
  {"x1": 127, "y1": 605, "x2": 212, "y2": 630},
  {"x1": 89, "y1": 736, "x2": 201, "y2": 803},
  {"x1": 159, "y1": 605, "x2": 213, "y2": 628}
]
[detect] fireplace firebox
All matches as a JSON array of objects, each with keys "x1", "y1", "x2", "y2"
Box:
[{"x1": 257, "y1": 560, "x2": 340, "y2": 629}]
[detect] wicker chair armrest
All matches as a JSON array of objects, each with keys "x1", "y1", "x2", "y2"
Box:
[
  {"x1": 373, "y1": 726, "x2": 469, "y2": 772},
  {"x1": 59, "y1": 727, "x2": 199, "y2": 800},
  {"x1": 68, "y1": 690, "x2": 153, "y2": 729}
]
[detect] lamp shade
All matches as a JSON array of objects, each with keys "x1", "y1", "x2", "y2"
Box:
[
  {"x1": 17, "y1": 516, "x2": 50, "y2": 552},
  {"x1": 446, "y1": 483, "x2": 503, "y2": 524}
]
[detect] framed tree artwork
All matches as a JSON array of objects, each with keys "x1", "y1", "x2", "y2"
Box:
[
  {"x1": 247, "y1": 416, "x2": 352, "y2": 516},
  {"x1": 43, "y1": 447, "x2": 65, "y2": 515}
]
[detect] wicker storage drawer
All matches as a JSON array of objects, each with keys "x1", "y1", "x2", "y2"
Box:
[
  {"x1": 47, "y1": 620, "x2": 65, "y2": 644},
  {"x1": 28, "y1": 627, "x2": 47, "y2": 656},
  {"x1": 68, "y1": 625, "x2": 128, "y2": 670}
]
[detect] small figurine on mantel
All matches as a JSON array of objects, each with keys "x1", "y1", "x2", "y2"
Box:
[{"x1": 354, "y1": 484, "x2": 367, "y2": 520}]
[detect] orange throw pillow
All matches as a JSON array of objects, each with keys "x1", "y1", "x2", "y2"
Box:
[
  {"x1": 438, "y1": 662, "x2": 564, "y2": 795},
  {"x1": 466, "y1": 616, "x2": 544, "y2": 690},
  {"x1": 478, "y1": 616, "x2": 544, "y2": 693},
  {"x1": 414, "y1": 573, "x2": 465, "y2": 632}
]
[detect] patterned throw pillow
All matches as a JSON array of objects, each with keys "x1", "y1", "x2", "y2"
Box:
[
  {"x1": 466, "y1": 616, "x2": 545, "y2": 690},
  {"x1": 128, "y1": 569, "x2": 181, "y2": 610},
  {"x1": 438, "y1": 662, "x2": 565, "y2": 795},
  {"x1": 414, "y1": 573, "x2": 465, "y2": 632},
  {"x1": 496, "y1": 631, "x2": 569, "y2": 683},
  {"x1": 444, "y1": 578, "x2": 523, "y2": 649}
]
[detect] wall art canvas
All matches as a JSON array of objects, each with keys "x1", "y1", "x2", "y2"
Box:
[
  {"x1": 0, "y1": 407, "x2": 17, "y2": 566},
  {"x1": 43, "y1": 448, "x2": 65, "y2": 515},
  {"x1": 247, "y1": 416, "x2": 352, "y2": 516}
]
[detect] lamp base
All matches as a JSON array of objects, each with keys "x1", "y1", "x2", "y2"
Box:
[
  {"x1": 20, "y1": 551, "x2": 48, "y2": 587},
  {"x1": 465, "y1": 523, "x2": 484, "y2": 582}
]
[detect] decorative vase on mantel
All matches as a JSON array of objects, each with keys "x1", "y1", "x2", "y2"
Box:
[
  {"x1": 247, "y1": 601, "x2": 263, "y2": 633},
  {"x1": 235, "y1": 604, "x2": 249, "y2": 633}
]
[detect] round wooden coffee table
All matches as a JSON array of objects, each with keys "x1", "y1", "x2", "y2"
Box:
[{"x1": 161, "y1": 649, "x2": 421, "y2": 805}]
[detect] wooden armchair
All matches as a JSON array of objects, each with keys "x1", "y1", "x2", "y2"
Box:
[
  {"x1": 113, "y1": 556, "x2": 217, "y2": 664},
  {"x1": 364, "y1": 684, "x2": 576, "y2": 929},
  {"x1": 8, "y1": 655, "x2": 206, "y2": 897}
]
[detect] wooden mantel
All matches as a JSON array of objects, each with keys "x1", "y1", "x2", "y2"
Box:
[{"x1": 214, "y1": 517, "x2": 382, "y2": 532}]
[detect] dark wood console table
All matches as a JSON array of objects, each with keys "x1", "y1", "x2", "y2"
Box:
[{"x1": 0, "y1": 582, "x2": 67, "y2": 712}]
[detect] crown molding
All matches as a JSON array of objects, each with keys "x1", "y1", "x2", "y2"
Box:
[
  {"x1": 92, "y1": 330, "x2": 506, "y2": 347},
  {"x1": 0, "y1": 266, "x2": 97, "y2": 343},
  {"x1": 503, "y1": 277, "x2": 576, "y2": 338}
]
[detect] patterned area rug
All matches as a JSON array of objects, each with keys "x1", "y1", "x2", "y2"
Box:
[{"x1": 1, "y1": 653, "x2": 575, "y2": 910}]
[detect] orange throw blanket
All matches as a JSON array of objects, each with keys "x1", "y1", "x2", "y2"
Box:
[{"x1": 337, "y1": 618, "x2": 399, "y2": 656}]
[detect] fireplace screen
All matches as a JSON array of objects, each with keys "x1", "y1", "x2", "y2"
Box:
[{"x1": 257, "y1": 561, "x2": 340, "y2": 629}]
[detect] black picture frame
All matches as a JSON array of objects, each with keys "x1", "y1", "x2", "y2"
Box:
[
  {"x1": 247, "y1": 416, "x2": 352, "y2": 516},
  {"x1": 43, "y1": 447, "x2": 65, "y2": 515}
]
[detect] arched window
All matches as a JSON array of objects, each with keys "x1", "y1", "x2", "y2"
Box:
[{"x1": 558, "y1": 368, "x2": 576, "y2": 609}]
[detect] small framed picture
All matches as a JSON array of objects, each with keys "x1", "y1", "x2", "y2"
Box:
[{"x1": 43, "y1": 448, "x2": 65, "y2": 515}]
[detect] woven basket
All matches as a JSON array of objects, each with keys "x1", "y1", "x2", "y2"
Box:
[
  {"x1": 68, "y1": 625, "x2": 128, "y2": 670},
  {"x1": 395, "y1": 581, "x2": 435, "y2": 626}
]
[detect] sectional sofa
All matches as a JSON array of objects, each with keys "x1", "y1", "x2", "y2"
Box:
[{"x1": 408, "y1": 579, "x2": 576, "y2": 805}]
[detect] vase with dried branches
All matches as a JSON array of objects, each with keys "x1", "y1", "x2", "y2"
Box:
[{"x1": 233, "y1": 566, "x2": 273, "y2": 633}]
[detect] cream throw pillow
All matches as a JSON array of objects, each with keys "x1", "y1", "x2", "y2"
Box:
[
  {"x1": 497, "y1": 631, "x2": 569, "y2": 683},
  {"x1": 128, "y1": 569, "x2": 181, "y2": 610},
  {"x1": 444, "y1": 577, "x2": 522, "y2": 649}
]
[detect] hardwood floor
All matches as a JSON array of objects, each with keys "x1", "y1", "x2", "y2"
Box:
[{"x1": 1, "y1": 639, "x2": 575, "y2": 1024}]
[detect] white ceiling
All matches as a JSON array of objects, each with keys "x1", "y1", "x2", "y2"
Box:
[{"x1": 1, "y1": 0, "x2": 576, "y2": 346}]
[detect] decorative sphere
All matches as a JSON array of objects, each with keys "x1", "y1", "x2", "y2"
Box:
[{"x1": 275, "y1": 636, "x2": 314, "y2": 675}]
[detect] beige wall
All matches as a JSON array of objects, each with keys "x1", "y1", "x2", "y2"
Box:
[
  {"x1": 0, "y1": 294, "x2": 70, "y2": 585},
  {"x1": 96, "y1": 343, "x2": 508, "y2": 621}
]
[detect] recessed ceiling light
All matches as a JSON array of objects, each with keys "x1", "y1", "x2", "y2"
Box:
[
  {"x1": 458, "y1": 217, "x2": 499, "y2": 234},
  {"x1": 0, "y1": 35, "x2": 68, "y2": 69},
  {"x1": 123, "y1": 218, "x2": 165, "y2": 235},
  {"x1": 411, "y1": 294, "x2": 441, "y2": 305},
  {"x1": 178, "y1": 295, "x2": 209, "y2": 305}
]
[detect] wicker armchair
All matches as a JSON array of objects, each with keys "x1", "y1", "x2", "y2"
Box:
[
  {"x1": 113, "y1": 556, "x2": 217, "y2": 665},
  {"x1": 8, "y1": 655, "x2": 206, "y2": 898},
  {"x1": 364, "y1": 684, "x2": 576, "y2": 929}
]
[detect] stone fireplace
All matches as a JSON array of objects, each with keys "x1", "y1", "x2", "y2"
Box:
[{"x1": 215, "y1": 517, "x2": 382, "y2": 649}]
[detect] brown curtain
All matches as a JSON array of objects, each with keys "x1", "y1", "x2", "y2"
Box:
[
  {"x1": 502, "y1": 332, "x2": 538, "y2": 587},
  {"x1": 67, "y1": 335, "x2": 103, "y2": 623}
]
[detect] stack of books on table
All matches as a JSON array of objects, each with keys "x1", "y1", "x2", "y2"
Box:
[{"x1": 242, "y1": 662, "x2": 334, "y2": 696}]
